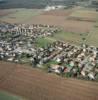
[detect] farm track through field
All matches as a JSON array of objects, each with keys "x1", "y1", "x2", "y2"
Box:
[{"x1": 0, "y1": 61, "x2": 98, "y2": 100}]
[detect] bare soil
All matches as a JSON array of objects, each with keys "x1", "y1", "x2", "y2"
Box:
[{"x1": 0, "y1": 61, "x2": 98, "y2": 100}]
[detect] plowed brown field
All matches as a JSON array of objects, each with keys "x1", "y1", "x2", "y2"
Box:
[{"x1": 0, "y1": 61, "x2": 98, "y2": 100}]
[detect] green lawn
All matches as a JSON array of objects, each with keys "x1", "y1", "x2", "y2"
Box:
[
  {"x1": 0, "y1": 91, "x2": 24, "y2": 100},
  {"x1": 36, "y1": 37, "x2": 56, "y2": 47},
  {"x1": 51, "y1": 31, "x2": 88, "y2": 45},
  {"x1": 36, "y1": 31, "x2": 92, "y2": 47},
  {"x1": 86, "y1": 17, "x2": 98, "y2": 46},
  {"x1": 49, "y1": 29, "x2": 98, "y2": 46},
  {"x1": 86, "y1": 28, "x2": 98, "y2": 46}
]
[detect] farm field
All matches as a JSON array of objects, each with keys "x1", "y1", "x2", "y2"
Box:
[
  {"x1": 0, "y1": 61, "x2": 98, "y2": 100},
  {"x1": 86, "y1": 28, "x2": 98, "y2": 46},
  {"x1": 50, "y1": 31, "x2": 87, "y2": 45},
  {"x1": 0, "y1": 7, "x2": 98, "y2": 46},
  {"x1": 68, "y1": 9, "x2": 98, "y2": 22},
  {"x1": 0, "y1": 8, "x2": 43, "y2": 23},
  {"x1": 0, "y1": 9, "x2": 14, "y2": 17},
  {"x1": 0, "y1": 90, "x2": 24, "y2": 100},
  {"x1": 34, "y1": 7, "x2": 98, "y2": 46},
  {"x1": 25, "y1": 7, "x2": 97, "y2": 33},
  {"x1": 26, "y1": 14, "x2": 94, "y2": 33},
  {"x1": 0, "y1": 7, "x2": 96, "y2": 33},
  {"x1": 85, "y1": 15, "x2": 98, "y2": 46}
]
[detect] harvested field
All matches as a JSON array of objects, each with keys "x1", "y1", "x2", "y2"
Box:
[
  {"x1": 0, "y1": 8, "x2": 96, "y2": 33},
  {"x1": 0, "y1": 61, "x2": 98, "y2": 100},
  {"x1": 0, "y1": 8, "x2": 43, "y2": 23},
  {"x1": 26, "y1": 8, "x2": 95, "y2": 33},
  {"x1": 43, "y1": 9, "x2": 73, "y2": 16},
  {"x1": 0, "y1": 9, "x2": 13, "y2": 17},
  {"x1": 27, "y1": 14, "x2": 94, "y2": 33},
  {"x1": 68, "y1": 10, "x2": 98, "y2": 22},
  {"x1": 69, "y1": 10, "x2": 98, "y2": 20}
]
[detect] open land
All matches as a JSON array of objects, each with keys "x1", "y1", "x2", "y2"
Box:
[
  {"x1": 26, "y1": 8, "x2": 95, "y2": 34},
  {"x1": 0, "y1": 61, "x2": 98, "y2": 100},
  {"x1": 0, "y1": 9, "x2": 14, "y2": 17},
  {"x1": 0, "y1": 6, "x2": 98, "y2": 100},
  {"x1": 0, "y1": 90, "x2": 24, "y2": 100},
  {"x1": 0, "y1": 8, "x2": 43, "y2": 23},
  {"x1": 0, "y1": 7, "x2": 98, "y2": 46},
  {"x1": 0, "y1": 7, "x2": 96, "y2": 33},
  {"x1": 86, "y1": 16, "x2": 98, "y2": 46}
]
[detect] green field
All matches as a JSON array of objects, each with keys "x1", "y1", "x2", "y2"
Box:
[
  {"x1": 35, "y1": 7, "x2": 98, "y2": 47},
  {"x1": 50, "y1": 31, "x2": 88, "y2": 45},
  {"x1": 36, "y1": 37, "x2": 56, "y2": 47},
  {"x1": 0, "y1": 91, "x2": 24, "y2": 100},
  {"x1": 36, "y1": 29, "x2": 98, "y2": 47},
  {"x1": 86, "y1": 18, "x2": 98, "y2": 46},
  {"x1": 0, "y1": 8, "x2": 98, "y2": 47},
  {"x1": 0, "y1": 8, "x2": 43, "y2": 23}
]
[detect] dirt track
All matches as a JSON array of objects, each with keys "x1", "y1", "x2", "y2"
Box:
[{"x1": 0, "y1": 61, "x2": 98, "y2": 100}]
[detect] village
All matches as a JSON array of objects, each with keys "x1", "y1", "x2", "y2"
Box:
[{"x1": 0, "y1": 22, "x2": 98, "y2": 81}]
